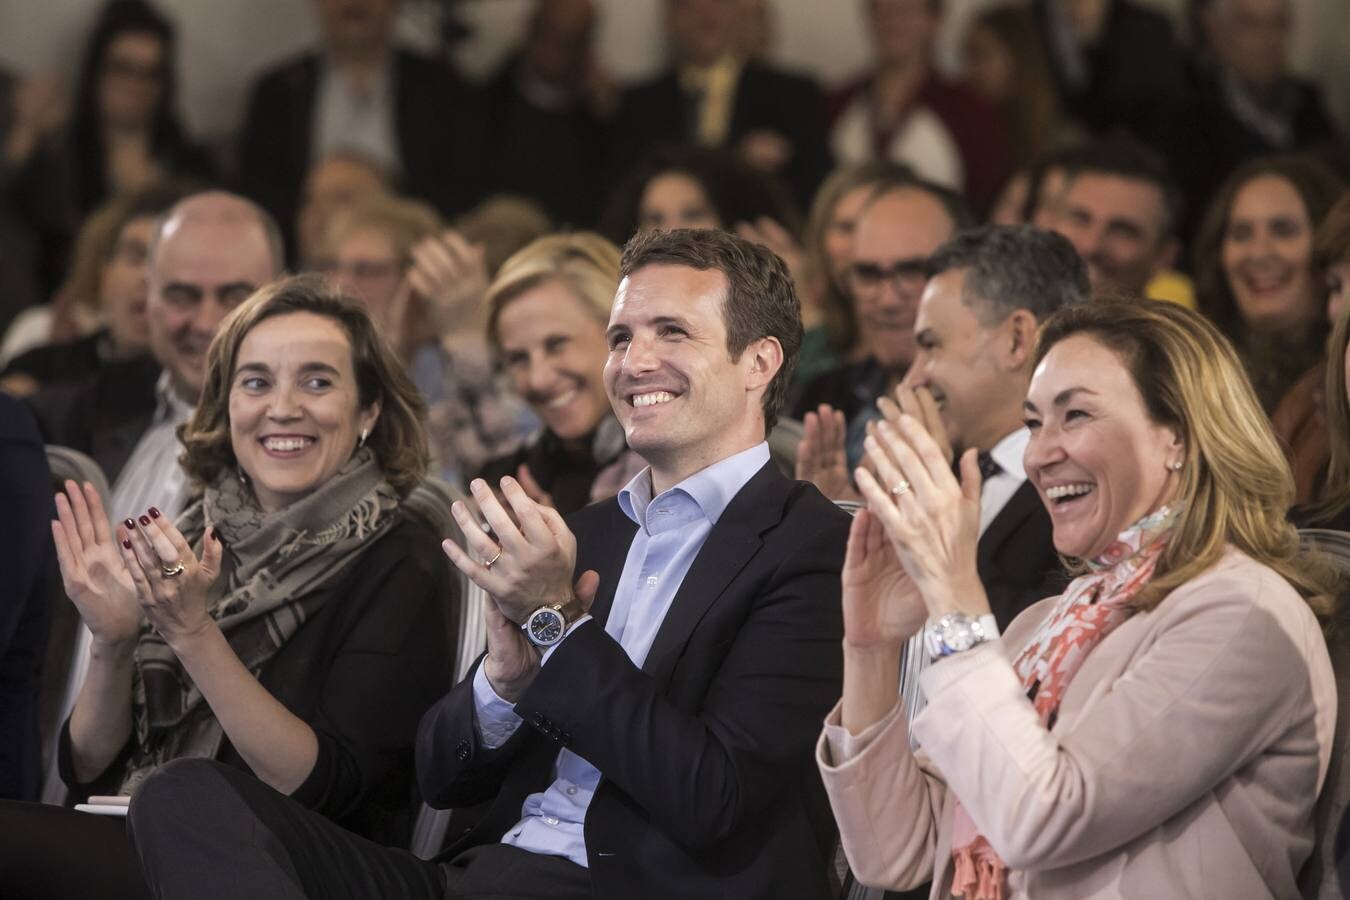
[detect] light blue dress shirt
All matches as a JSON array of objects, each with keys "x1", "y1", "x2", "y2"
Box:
[{"x1": 470, "y1": 441, "x2": 771, "y2": 868}]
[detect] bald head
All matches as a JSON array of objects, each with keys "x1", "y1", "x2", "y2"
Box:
[{"x1": 147, "y1": 191, "x2": 286, "y2": 401}]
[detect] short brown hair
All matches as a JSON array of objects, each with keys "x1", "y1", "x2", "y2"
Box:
[
  {"x1": 1035, "y1": 300, "x2": 1336, "y2": 618},
  {"x1": 179, "y1": 275, "x2": 429, "y2": 497},
  {"x1": 619, "y1": 228, "x2": 801, "y2": 431}
]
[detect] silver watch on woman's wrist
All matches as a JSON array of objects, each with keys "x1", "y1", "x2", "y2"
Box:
[{"x1": 924, "y1": 612, "x2": 999, "y2": 660}]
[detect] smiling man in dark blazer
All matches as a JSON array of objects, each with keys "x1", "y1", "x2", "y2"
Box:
[
  {"x1": 899, "y1": 224, "x2": 1088, "y2": 627},
  {"x1": 127, "y1": 228, "x2": 850, "y2": 899}
]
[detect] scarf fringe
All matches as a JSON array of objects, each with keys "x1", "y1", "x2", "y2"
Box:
[{"x1": 952, "y1": 845, "x2": 1006, "y2": 900}]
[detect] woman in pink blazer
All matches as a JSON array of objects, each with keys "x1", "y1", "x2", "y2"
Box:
[{"x1": 819, "y1": 300, "x2": 1338, "y2": 899}]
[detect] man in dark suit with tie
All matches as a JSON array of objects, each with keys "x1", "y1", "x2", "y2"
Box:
[
  {"x1": 898, "y1": 223, "x2": 1088, "y2": 627},
  {"x1": 127, "y1": 228, "x2": 850, "y2": 899}
]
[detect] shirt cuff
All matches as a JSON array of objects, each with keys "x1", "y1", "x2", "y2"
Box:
[
  {"x1": 539, "y1": 614, "x2": 594, "y2": 665},
  {"x1": 472, "y1": 663, "x2": 524, "y2": 749}
]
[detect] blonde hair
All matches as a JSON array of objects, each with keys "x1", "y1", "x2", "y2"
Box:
[
  {"x1": 179, "y1": 275, "x2": 429, "y2": 498},
  {"x1": 1035, "y1": 299, "x2": 1337, "y2": 618},
  {"x1": 320, "y1": 193, "x2": 443, "y2": 265},
  {"x1": 485, "y1": 232, "x2": 622, "y2": 352}
]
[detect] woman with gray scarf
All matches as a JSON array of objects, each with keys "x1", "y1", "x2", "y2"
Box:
[{"x1": 0, "y1": 277, "x2": 454, "y2": 898}]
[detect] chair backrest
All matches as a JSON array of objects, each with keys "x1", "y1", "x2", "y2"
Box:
[
  {"x1": 1300, "y1": 528, "x2": 1350, "y2": 899},
  {"x1": 39, "y1": 446, "x2": 113, "y2": 806},
  {"x1": 405, "y1": 476, "x2": 489, "y2": 859}
]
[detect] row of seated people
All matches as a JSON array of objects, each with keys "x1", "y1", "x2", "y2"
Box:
[
  {"x1": 1, "y1": 211, "x2": 1349, "y2": 897},
  {"x1": 0, "y1": 0, "x2": 1341, "y2": 326}
]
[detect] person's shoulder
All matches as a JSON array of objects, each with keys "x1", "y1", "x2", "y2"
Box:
[
  {"x1": 565, "y1": 493, "x2": 629, "y2": 538},
  {"x1": 620, "y1": 69, "x2": 680, "y2": 101},
  {"x1": 1161, "y1": 548, "x2": 1323, "y2": 643},
  {"x1": 742, "y1": 61, "x2": 820, "y2": 95},
  {"x1": 0, "y1": 390, "x2": 42, "y2": 444},
  {"x1": 393, "y1": 48, "x2": 469, "y2": 86},
  {"x1": 251, "y1": 52, "x2": 320, "y2": 91}
]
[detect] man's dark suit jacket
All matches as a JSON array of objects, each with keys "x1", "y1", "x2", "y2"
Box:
[
  {"x1": 24, "y1": 355, "x2": 160, "y2": 487},
  {"x1": 980, "y1": 481, "x2": 1066, "y2": 630},
  {"x1": 237, "y1": 50, "x2": 487, "y2": 256},
  {"x1": 609, "y1": 63, "x2": 832, "y2": 207},
  {"x1": 416, "y1": 461, "x2": 849, "y2": 899},
  {"x1": 0, "y1": 394, "x2": 55, "y2": 800}
]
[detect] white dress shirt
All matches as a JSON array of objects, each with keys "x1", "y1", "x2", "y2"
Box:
[
  {"x1": 108, "y1": 371, "x2": 194, "y2": 523},
  {"x1": 977, "y1": 426, "x2": 1030, "y2": 538}
]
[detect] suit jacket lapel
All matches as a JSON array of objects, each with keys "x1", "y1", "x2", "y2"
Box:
[
  {"x1": 640, "y1": 462, "x2": 791, "y2": 684},
  {"x1": 978, "y1": 480, "x2": 1043, "y2": 566},
  {"x1": 574, "y1": 501, "x2": 636, "y2": 630}
]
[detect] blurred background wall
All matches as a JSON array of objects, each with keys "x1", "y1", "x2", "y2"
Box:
[{"x1": 1, "y1": 0, "x2": 1347, "y2": 147}]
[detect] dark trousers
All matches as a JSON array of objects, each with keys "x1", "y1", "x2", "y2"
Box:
[
  {"x1": 0, "y1": 799, "x2": 150, "y2": 899},
  {"x1": 128, "y1": 758, "x2": 593, "y2": 899}
]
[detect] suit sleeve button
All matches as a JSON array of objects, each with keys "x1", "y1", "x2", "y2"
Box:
[{"x1": 455, "y1": 739, "x2": 471, "y2": 761}]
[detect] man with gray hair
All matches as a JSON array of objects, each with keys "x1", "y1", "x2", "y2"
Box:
[
  {"x1": 28, "y1": 191, "x2": 284, "y2": 521},
  {"x1": 899, "y1": 223, "x2": 1088, "y2": 627}
]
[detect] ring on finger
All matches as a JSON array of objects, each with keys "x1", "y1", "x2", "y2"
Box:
[
  {"x1": 483, "y1": 547, "x2": 503, "y2": 570},
  {"x1": 889, "y1": 480, "x2": 911, "y2": 498},
  {"x1": 160, "y1": 561, "x2": 186, "y2": 579}
]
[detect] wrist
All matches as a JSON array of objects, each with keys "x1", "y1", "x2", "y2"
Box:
[
  {"x1": 484, "y1": 655, "x2": 539, "y2": 704},
  {"x1": 162, "y1": 618, "x2": 221, "y2": 657},
  {"x1": 90, "y1": 635, "x2": 138, "y2": 662}
]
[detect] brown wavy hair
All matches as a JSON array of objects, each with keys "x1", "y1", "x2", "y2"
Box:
[
  {"x1": 178, "y1": 275, "x2": 428, "y2": 497},
  {"x1": 1034, "y1": 299, "x2": 1337, "y2": 618}
]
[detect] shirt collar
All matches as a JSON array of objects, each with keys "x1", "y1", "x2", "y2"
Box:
[
  {"x1": 618, "y1": 442, "x2": 770, "y2": 531},
  {"x1": 154, "y1": 370, "x2": 195, "y2": 425},
  {"x1": 988, "y1": 426, "x2": 1030, "y2": 480}
]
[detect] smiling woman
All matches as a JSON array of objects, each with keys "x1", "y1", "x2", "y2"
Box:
[
  {"x1": 819, "y1": 300, "x2": 1338, "y2": 899},
  {"x1": 0, "y1": 276, "x2": 455, "y2": 898}
]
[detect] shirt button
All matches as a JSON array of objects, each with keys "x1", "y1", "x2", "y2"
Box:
[
  {"x1": 544, "y1": 816, "x2": 559, "y2": 826},
  {"x1": 646, "y1": 576, "x2": 658, "y2": 588},
  {"x1": 566, "y1": 786, "x2": 577, "y2": 796}
]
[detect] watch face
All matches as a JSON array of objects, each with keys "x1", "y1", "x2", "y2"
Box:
[
  {"x1": 527, "y1": 608, "x2": 565, "y2": 646},
  {"x1": 944, "y1": 620, "x2": 977, "y2": 652}
]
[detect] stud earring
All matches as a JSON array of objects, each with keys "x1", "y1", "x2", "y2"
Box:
[
  {"x1": 1168, "y1": 460, "x2": 1183, "y2": 471},
  {"x1": 237, "y1": 464, "x2": 249, "y2": 484},
  {"x1": 359, "y1": 428, "x2": 369, "y2": 448}
]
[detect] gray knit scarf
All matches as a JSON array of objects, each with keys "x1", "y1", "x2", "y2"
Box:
[{"x1": 119, "y1": 448, "x2": 399, "y2": 795}]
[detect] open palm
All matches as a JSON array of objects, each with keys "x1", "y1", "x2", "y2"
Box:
[
  {"x1": 51, "y1": 481, "x2": 143, "y2": 643},
  {"x1": 841, "y1": 509, "x2": 928, "y2": 649}
]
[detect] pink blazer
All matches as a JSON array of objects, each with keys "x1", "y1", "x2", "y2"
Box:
[{"x1": 818, "y1": 548, "x2": 1337, "y2": 899}]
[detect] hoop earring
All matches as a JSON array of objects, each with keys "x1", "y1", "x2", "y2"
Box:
[{"x1": 359, "y1": 428, "x2": 369, "y2": 449}]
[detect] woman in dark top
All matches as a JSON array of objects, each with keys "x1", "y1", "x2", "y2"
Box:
[
  {"x1": 478, "y1": 232, "x2": 642, "y2": 514},
  {"x1": 1294, "y1": 264, "x2": 1350, "y2": 532},
  {"x1": 0, "y1": 277, "x2": 454, "y2": 897},
  {"x1": 1193, "y1": 155, "x2": 1344, "y2": 414},
  {"x1": 66, "y1": 0, "x2": 215, "y2": 217}
]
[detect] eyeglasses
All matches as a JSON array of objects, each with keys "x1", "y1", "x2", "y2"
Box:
[{"x1": 847, "y1": 258, "x2": 929, "y2": 294}]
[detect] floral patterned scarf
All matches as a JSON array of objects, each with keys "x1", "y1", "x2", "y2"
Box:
[{"x1": 949, "y1": 505, "x2": 1181, "y2": 899}]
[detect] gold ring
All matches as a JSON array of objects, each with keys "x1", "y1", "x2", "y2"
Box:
[
  {"x1": 483, "y1": 548, "x2": 503, "y2": 569},
  {"x1": 889, "y1": 480, "x2": 911, "y2": 498},
  {"x1": 160, "y1": 561, "x2": 185, "y2": 578}
]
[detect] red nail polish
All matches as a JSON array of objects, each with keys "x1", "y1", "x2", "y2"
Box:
[
  {"x1": 124, "y1": 518, "x2": 136, "y2": 530},
  {"x1": 138, "y1": 515, "x2": 151, "y2": 527},
  {"x1": 148, "y1": 507, "x2": 161, "y2": 519},
  {"x1": 121, "y1": 539, "x2": 132, "y2": 549}
]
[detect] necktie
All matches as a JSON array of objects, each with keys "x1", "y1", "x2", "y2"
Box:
[{"x1": 977, "y1": 451, "x2": 1001, "y2": 481}]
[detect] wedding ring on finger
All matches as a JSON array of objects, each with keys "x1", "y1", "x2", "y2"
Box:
[
  {"x1": 889, "y1": 480, "x2": 911, "y2": 499},
  {"x1": 483, "y1": 547, "x2": 503, "y2": 570},
  {"x1": 160, "y1": 561, "x2": 186, "y2": 579}
]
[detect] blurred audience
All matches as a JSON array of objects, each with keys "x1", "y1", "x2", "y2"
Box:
[
  {"x1": 1193, "y1": 155, "x2": 1344, "y2": 413},
  {"x1": 0, "y1": 277, "x2": 453, "y2": 898},
  {"x1": 0, "y1": 395, "x2": 56, "y2": 803},
  {"x1": 1031, "y1": 0, "x2": 1186, "y2": 146},
  {"x1": 483, "y1": 0, "x2": 612, "y2": 227},
  {"x1": 962, "y1": 3, "x2": 1075, "y2": 173},
  {"x1": 1041, "y1": 137, "x2": 1183, "y2": 297},
  {"x1": 792, "y1": 176, "x2": 969, "y2": 468},
  {"x1": 821, "y1": 299, "x2": 1335, "y2": 898},
  {"x1": 794, "y1": 161, "x2": 913, "y2": 391},
  {"x1": 479, "y1": 232, "x2": 642, "y2": 514},
  {"x1": 65, "y1": 1, "x2": 214, "y2": 220},
  {"x1": 26, "y1": 191, "x2": 283, "y2": 521},
  {"x1": 608, "y1": 0, "x2": 831, "y2": 205},
  {"x1": 238, "y1": 0, "x2": 486, "y2": 253},
  {"x1": 1, "y1": 184, "x2": 186, "y2": 394},
  {"x1": 830, "y1": 0, "x2": 1011, "y2": 214},
  {"x1": 295, "y1": 151, "x2": 391, "y2": 269}
]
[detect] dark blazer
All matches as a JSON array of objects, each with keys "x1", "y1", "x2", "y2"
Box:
[
  {"x1": 237, "y1": 49, "x2": 488, "y2": 256},
  {"x1": 609, "y1": 63, "x2": 832, "y2": 206},
  {"x1": 417, "y1": 461, "x2": 849, "y2": 899},
  {"x1": 979, "y1": 481, "x2": 1066, "y2": 630},
  {"x1": 59, "y1": 516, "x2": 454, "y2": 845},
  {"x1": 24, "y1": 355, "x2": 159, "y2": 486},
  {"x1": 0, "y1": 395, "x2": 55, "y2": 801}
]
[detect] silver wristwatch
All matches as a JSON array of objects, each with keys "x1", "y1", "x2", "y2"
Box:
[{"x1": 924, "y1": 612, "x2": 999, "y2": 660}]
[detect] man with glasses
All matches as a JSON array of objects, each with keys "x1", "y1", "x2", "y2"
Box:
[{"x1": 792, "y1": 176, "x2": 971, "y2": 492}]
